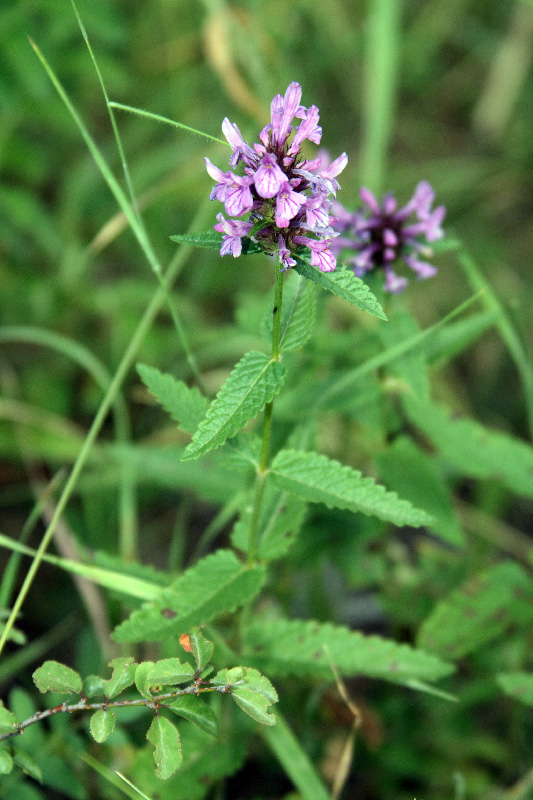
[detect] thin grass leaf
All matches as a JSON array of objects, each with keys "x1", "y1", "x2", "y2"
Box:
[
  {"x1": 170, "y1": 232, "x2": 263, "y2": 254},
  {"x1": 182, "y1": 352, "x2": 286, "y2": 461},
  {"x1": 108, "y1": 101, "x2": 228, "y2": 147},
  {"x1": 293, "y1": 255, "x2": 387, "y2": 319},
  {"x1": 269, "y1": 449, "x2": 432, "y2": 527}
]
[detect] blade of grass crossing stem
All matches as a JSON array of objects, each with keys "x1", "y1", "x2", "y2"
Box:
[
  {"x1": 0, "y1": 200, "x2": 212, "y2": 659},
  {"x1": 262, "y1": 711, "x2": 330, "y2": 800},
  {"x1": 29, "y1": 34, "x2": 205, "y2": 392},
  {"x1": 108, "y1": 102, "x2": 228, "y2": 148},
  {"x1": 80, "y1": 753, "x2": 147, "y2": 800},
  {"x1": 360, "y1": 0, "x2": 401, "y2": 194},
  {"x1": 317, "y1": 291, "x2": 485, "y2": 408},
  {"x1": 459, "y1": 249, "x2": 533, "y2": 440},
  {"x1": 0, "y1": 326, "x2": 136, "y2": 562}
]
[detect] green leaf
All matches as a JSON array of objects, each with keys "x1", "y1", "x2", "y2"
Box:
[
  {"x1": 33, "y1": 661, "x2": 82, "y2": 695},
  {"x1": 231, "y1": 484, "x2": 306, "y2": 561},
  {"x1": 211, "y1": 667, "x2": 278, "y2": 726},
  {"x1": 189, "y1": 629, "x2": 214, "y2": 672},
  {"x1": 13, "y1": 749, "x2": 42, "y2": 783},
  {"x1": 170, "y1": 231, "x2": 263, "y2": 254},
  {"x1": 378, "y1": 305, "x2": 429, "y2": 398},
  {"x1": 269, "y1": 449, "x2": 432, "y2": 527},
  {"x1": 102, "y1": 657, "x2": 137, "y2": 699},
  {"x1": 244, "y1": 619, "x2": 454, "y2": 685},
  {"x1": 182, "y1": 352, "x2": 286, "y2": 461},
  {"x1": 404, "y1": 396, "x2": 533, "y2": 499},
  {"x1": 293, "y1": 255, "x2": 386, "y2": 320},
  {"x1": 135, "y1": 662, "x2": 157, "y2": 699},
  {"x1": 168, "y1": 696, "x2": 218, "y2": 737},
  {"x1": 0, "y1": 705, "x2": 18, "y2": 735},
  {"x1": 90, "y1": 709, "x2": 116, "y2": 743},
  {"x1": 146, "y1": 716, "x2": 182, "y2": 779},
  {"x1": 261, "y1": 272, "x2": 316, "y2": 352},
  {"x1": 496, "y1": 672, "x2": 533, "y2": 706},
  {"x1": 418, "y1": 562, "x2": 533, "y2": 659},
  {"x1": 113, "y1": 550, "x2": 265, "y2": 643},
  {"x1": 375, "y1": 437, "x2": 464, "y2": 546},
  {"x1": 84, "y1": 675, "x2": 104, "y2": 698},
  {"x1": 0, "y1": 749, "x2": 13, "y2": 774},
  {"x1": 137, "y1": 364, "x2": 208, "y2": 434},
  {"x1": 146, "y1": 659, "x2": 195, "y2": 688}
]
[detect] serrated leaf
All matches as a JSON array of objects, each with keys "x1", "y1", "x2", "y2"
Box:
[
  {"x1": 113, "y1": 550, "x2": 265, "y2": 643},
  {"x1": 168, "y1": 696, "x2": 218, "y2": 736},
  {"x1": 496, "y1": 672, "x2": 533, "y2": 706},
  {"x1": 135, "y1": 662, "x2": 157, "y2": 698},
  {"x1": 404, "y1": 396, "x2": 533, "y2": 498},
  {"x1": 138, "y1": 364, "x2": 208, "y2": 434},
  {"x1": 33, "y1": 661, "x2": 82, "y2": 695},
  {"x1": 90, "y1": 709, "x2": 116, "y2": 743},
  {"x1": 13, "y1": 749, "x2": 42, "y2": 783},
  {"x1": 269, "y1": 449, "x2": 432, "y2": 527},
  {"x1": 170, "y1": 231, "x2": 263, "y2": 254},
  {"x1": 244, "y1": 619, "x2": 454, "y2": 685},
  {"x1": 293, "y1": 255, "x2": 386, "y2": 319},
  {"x1": 147, "y1": 715, "x2": 182, "y2": 779},
  {"x1": 0, "y1": 706, "x2": 18, "y2": 735},
  {"x1": 147, "y1": 659, "x2": 195, "y2": 688},
  {"x1": 189, "y1": 629, "x2": 214, "y2": 672},
  {"x1": 102, "y1": 657, "x2": 137, "y2": 699},
  {"x1": 261, "y1": 272, "x2": 316, "y2": 352},
  {"x1": 212, "y1": 667, "x2": 278, "y2": 726},
  {"x1": 84, "y1": 675, "x2": 105, "y2": 698},
  {"x1": 182, "y1": 352, "x2": 286, "y2": 461},
  {"x1": 418, "y1": 562, "x2": 533, "y2": 659},
  {"x1": 0, "y1": 749, "x2": 13, "y2": 774},
  {"x1": 375, "y1": 437, "x2": 464, "y2": 546},
  {"x1": 231, "y1": 484, "x2": 306, "y2": 560}
]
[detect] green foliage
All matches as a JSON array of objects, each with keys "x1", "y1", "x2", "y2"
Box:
[
  {"x1": 496, "y1": 673, "x2": 533, "y2": 707},
  {"x1": 293, "y1": 256, "x2": 387, "y2": 319},
  {"x1": 170, "y1": 231, "x2": 263, "y2": 254},
  {"x1": 182, "y1": 352, "x2": 286, "y2": 461},
  {"x1": 244, "y1": 619, "x2": 454, "y2": 685},
  {"x1": 231, "y1": 484, "x2": 307, "y2": 560},
  {"x1": 101, "y1": 657, "x2": 136, "y2": 698},
  {"x1": 113, "y1": 550, "x2": 265, "y2": 643},
  {"x1": 270, "y1": 448, "x2": 433, "y2": 526},
  {"x1": 418, "y1": 562, "x2": 533, "y2": 659},
  {"x1": 168, "y1": 696, "x2": 218, "y2": 737},
  {"x1": 211, "y1": 667, "x2": 278, "y2": 725},
  {"x1": 89, "y1": 709, "x2": 115, "y2": 743},
  {"x1": 261, "y1": 272, "x2": 316, "y2": 352},
  {"x1": 32, "y1": 662, "x2": 82, "y2": 696},
  {"x1": 146, "y1": 716, "x2": 182, "y2": 779},
  {"x1": 137, "y1": 364, "x2": 208, "y2": 434}
]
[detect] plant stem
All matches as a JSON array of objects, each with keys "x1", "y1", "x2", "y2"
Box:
[{"x1": 246, "y1": 261, "x2": 284, "y2": 567}]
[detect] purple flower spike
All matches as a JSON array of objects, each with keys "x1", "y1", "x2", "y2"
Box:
[
  {"x1": 331, "y1": 180, "x2": 445, "y2": 292},
  {"x1": 206, "y1": 82, "x2": 348, "y2": 271}
]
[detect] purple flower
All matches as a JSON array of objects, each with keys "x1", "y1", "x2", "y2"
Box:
[
  {"x1": 205, "y1": 82, "x2": 348, "y2": 272},
  {"x1": 331, "y1": 181, "x2": 445, "y2": 293}
]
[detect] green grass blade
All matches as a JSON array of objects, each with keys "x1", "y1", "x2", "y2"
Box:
[
  {"x1": 262, "y1": 711, "x2": 330, "y2": 800},
  {"x1": 108, "y1": 102, "x2": 228, "y2": 147},
  {"x1": 458, "y1": 248, "x2": 533, "y2": 440}
]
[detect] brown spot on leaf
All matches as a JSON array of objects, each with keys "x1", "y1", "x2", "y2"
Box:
[
  {"x1": 179, "y1": 633, "x2": 193, "y2": 652},
  {"x1": 161, "y1": 608, "x2": 177, "y2": 618}
]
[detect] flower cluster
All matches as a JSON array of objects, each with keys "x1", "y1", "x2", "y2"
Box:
[
  {"x1": 205, "y1": 82, "x2": 348, "y2": 272},
  {"x1": 330, "y1": 182, "x2": 446, "y2": 293}
]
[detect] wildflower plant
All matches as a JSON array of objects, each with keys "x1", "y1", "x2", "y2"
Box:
[{"x1": 2, "y1": 7, "x2": 533, "y2": 800}]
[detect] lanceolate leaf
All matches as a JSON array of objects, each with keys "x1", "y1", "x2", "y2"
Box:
[
  {"x1": 404, "y1": 396, "x2": 533, "y2": 498},
  {"x1": 170, "y1": 231, "x2": 262, "y2": 254},
  {"x1": 261, "y1": 272, "x2": 316, "y2": 352},
  {"x1": 496, "y1": 673, "x2": 533, "y2": 707},
  {"x1": 418, "y1": 562, "x2": 533, "y2": 659},
  {"x1": 137, "y1": 364, "x2": 208, "y2": 434},
  {"x1": 269, "y1": 449, "x2": 432, "y2": 527},
  {"x1": 147, "y1": 716, "x2": 182, "y2": 779},
  {"x1": 182, "y1": 352, "x2": 286, "y2": 461},
  {"x1": 113, "y1": 550, "x2": 265, "y2": 643},
  {"x1": 33, "y1": 661, "x2": 82, "y2": 695},
  {"x1": 293, "y1": 255, "x2": 387, "y2": 320},
  {"x1": 244, "y1": 619, "x2": 454, "y2": 685}
]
